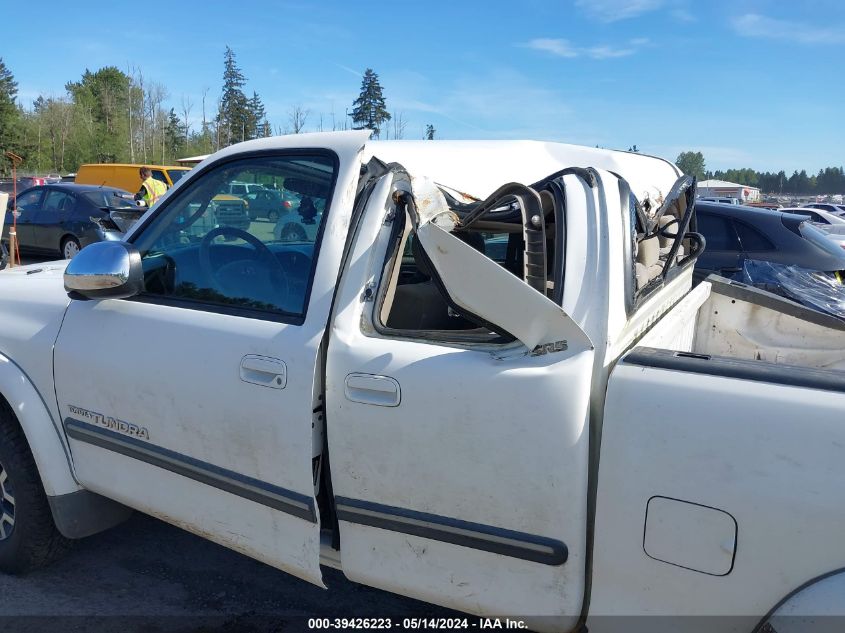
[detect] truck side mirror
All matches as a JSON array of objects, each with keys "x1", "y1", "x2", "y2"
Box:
[{"x1": 64, "y1": 241, "x2": 145, "y2": 300}]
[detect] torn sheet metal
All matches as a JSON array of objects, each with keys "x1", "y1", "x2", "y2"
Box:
[
  {"x1": 415, "y1": 221, "x2": 593, "y2": 352},
  {"x1": 740, "y1": 259, "x2": 845, "y2": 320},
  {"x1": 406, "y1": 174, "x2": 458, "y2": 230}
]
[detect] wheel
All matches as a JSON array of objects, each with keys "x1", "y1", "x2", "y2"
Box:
[
  {"x1": 61, "y1": 236, "x2": 81, "y2": 260},
  {"x1": 267, "y1": 209, "x2": 280, "y2": 222},
  {"x1": 0, "y1": 402, "x2": 70, "y2": 574}
]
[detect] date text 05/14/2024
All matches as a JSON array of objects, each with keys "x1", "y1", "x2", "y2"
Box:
[{"x1": 307, "y1": 618, "x2": 529, "y2": 629}]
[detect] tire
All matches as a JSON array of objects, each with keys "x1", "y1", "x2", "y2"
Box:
[
  {"x1": 61, "y1": 236, "x2": 81, "y2": 260},
  {"x1": 0, "y1": 401, "x2": 70, "y2": 574},
  {"x1": 267, "y1": 209, "x2": 280, "y2": 222}
]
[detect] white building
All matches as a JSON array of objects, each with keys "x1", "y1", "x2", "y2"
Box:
[{"x1": 697, "y1": 179, "x2": 761, "y2": 203}]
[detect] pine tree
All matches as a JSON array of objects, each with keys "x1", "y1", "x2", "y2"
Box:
[
  {"x1": 217, "y1": 46, "x2": 250, "y2": 146},
  {"x1": 351, "y1": 68, "x2": 390, "y2": 138},
  {"x1": 247, "y1": 91, "x2": 266, "y2": 139},
  {"x1": 165, "y1": 108, "x2": 184, "y2": 159},
  {"x1": 0, "y1": 58, "x2": 20, "y2": 162},
  {"x1": 424, "y1": 124, "x2": 435, "y2": 140}
]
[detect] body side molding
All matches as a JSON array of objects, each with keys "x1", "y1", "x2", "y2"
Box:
[
  {"x1": 335, "y1": 496, "x2": 568, "y2": 566},
  {"x1": 64, "y1": 418, "x2": 317, "y2": 523}
]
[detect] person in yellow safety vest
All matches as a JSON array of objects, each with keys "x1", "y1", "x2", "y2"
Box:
[{"x1": 134, "y1": 166, "x2": 168, "y2": 207}]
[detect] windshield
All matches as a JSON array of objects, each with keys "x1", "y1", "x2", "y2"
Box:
[
  {"x1": 83, "y1": 190, "x2": 139, "y2": 209},
  {"x1": 168, "y1": 169, "x2": 189, "y2": 184}
]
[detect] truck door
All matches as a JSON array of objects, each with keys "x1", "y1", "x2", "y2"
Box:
[
  {"x1": 53, "y1": 149, "x2": 358, "y2": 586},
  {"x1": 326, "y1": 178, "x2": 594, "y2": 629}
]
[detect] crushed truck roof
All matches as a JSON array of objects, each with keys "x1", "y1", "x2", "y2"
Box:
[{"x1": 192, "y1": 131, "x2": 682, "y2": 207}]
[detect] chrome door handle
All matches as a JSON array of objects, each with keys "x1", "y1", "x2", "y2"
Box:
[
  {"x1": 344, "y1": 373, "x2": 401, "y2": 407},
  {"x1": 240, "y1": 355, "x2": 287, "y2": 389}
]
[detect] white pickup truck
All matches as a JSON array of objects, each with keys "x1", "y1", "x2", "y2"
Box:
[{"x1": 1, "y1": 131, "x2": 844, "y2": 632}]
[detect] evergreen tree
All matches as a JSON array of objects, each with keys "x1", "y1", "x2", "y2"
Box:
[
  {"x1": 424, "y1": 124, "x2": 435, "y2": 140},
  {"x1": 217, "y1": 46, "x2": 250, "y2": 146},
  {"x1": 165, "y1": 108, "x2": 184, "y2": 158},
  {"x1": 0, "y1": 58, "x2": 20, "y2": 164},
  {"x1": 247, "y1": 91, "x2": 266, "y2": 139},
  {"x1": 675, "y1": 151, "x2": 706, "y2": 180},
  {"x1": 351, "y1": 69, "x2": 390, "y2": 138}
]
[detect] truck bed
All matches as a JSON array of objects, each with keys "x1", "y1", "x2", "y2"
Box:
[
  {"x1": 639, "y1": 275, "x2": 845, "y2": 373},
  {"x1": 591, "y1": 275, "x2": 845, "y2": 626}
]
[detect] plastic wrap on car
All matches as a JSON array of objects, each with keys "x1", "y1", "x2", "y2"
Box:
[{"x1": 740, "y1": 259, "x2": 845, "y2": 319}]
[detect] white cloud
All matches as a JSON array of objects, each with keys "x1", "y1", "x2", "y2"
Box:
[
  {"x1": 333, "y1": 63, "x2": 363, "y2": 78},
  {"x1": 731, "y1": 13, "x2": 845, "y2": 45},
  {"x1": 525, "y1": 37, "x2": 645, "y2": 59},
  {"x1": 584, "y1": 45, "x2": 636, "y2": 59},
  {"x1": 575, "y1": 0, "x2": 664, "y2": 22},
  {"x1": 525, "y1": 38, "x2": 579, "y2": 58}
]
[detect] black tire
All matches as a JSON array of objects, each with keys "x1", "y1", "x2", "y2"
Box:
[
  {"x1": 0, "y1": 401, "x2": 70, "y2": 574},
  {"x1": 267, "y1": 209, "x2": 280, "y2": 222},
  {"x1": 61, "y1": 235, "x2": 81, "y2": 260}
]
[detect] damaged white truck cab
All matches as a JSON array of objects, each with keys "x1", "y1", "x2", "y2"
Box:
[{"x1": 1, "y1": 130, "x2": 844, "y2": 632}]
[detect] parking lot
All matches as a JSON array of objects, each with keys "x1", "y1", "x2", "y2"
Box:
[{"x1": 0, "y1": 511, "x2": 451, "y2": 632}]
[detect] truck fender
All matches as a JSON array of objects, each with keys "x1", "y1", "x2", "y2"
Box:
[
  {"x1": 758, "y1": 568, "x2": 845, "y2": 633},
  {"x1": 0, "y1": 354, "x2": 132, "y2": 538},
  {"x1": 0, "y1": 353, "x2": 79, "y2": 497}
]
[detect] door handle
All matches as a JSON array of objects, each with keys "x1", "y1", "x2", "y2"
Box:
[
  {"x1": 240, "y1": 355, "x2": 286, "y2": 389},
  {"x1": 344, "y1": 373, "x2": 401, "y2": 407}
]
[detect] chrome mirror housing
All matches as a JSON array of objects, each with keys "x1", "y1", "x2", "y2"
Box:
[{"x1": 64, "y1": 241, "x2": 145, "y2": 299}]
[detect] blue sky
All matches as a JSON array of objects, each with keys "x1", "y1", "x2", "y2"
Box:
[{"x1": 5, "y1": 0, "x2": 845, "y2": 172}]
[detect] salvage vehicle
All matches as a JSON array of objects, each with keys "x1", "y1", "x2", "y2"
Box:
[
  {"x1": 1, "y1": 183, "x2": 142, "y2": 259},
  {"x1": 803, "y1": 202, "x2": 845, "y2": 217},
  {"x1": 695, "y1": 201, "x2": 845, "y2": 277},
  {"x1": 1, "y1": 131, "x2": 845, "y2": 633},
  {"x1": 780, "y1": 206, "x2": 845, "y2": 235}
]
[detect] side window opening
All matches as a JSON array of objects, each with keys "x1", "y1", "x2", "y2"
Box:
[
  {"x1": 132, "y1": 153, "x2": 336, "y2": 322},
  {"x1": 376, "y1": 180, "x2": 564, "y2": 342},
  {"x1": 380, "y1": 220, "x2": 511, "y2": 333},
  {"x1": 632, "y1": 175, "x2": 703, "y2": 297}
]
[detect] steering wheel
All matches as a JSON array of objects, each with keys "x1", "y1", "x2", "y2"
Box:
[{"x1": 198, "y1": 226, "x2": 289, "y2": 305}]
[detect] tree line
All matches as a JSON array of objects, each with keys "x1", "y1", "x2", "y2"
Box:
[
  {"x1": 0, "y1": 51, "x2": 436, "y2": 176},
  {"x1": 676, "y1": 151, "x2": 845, "y2": 196}
]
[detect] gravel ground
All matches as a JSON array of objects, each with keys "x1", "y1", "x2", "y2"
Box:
[{"x1": 0, "y1": 513, "x2": 457, "y2": 633}]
